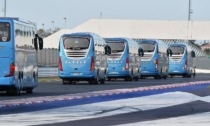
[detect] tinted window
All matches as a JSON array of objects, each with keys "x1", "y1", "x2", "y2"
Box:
[
  {"x1": 63, "y1": 37, "x2": 90, "y2": 50},
  {"x1": 108, "y1": 42, "x2": 125, "y2": 52},
  {"x1": 139, "y1": 43, "x2": 156, "y2": 52},
  {"x1": 0, "y1": 22, "x2": 10, "y2": 42},
  {"x1": 169, "y1": 46, "x2": 185, "y2": 55}
]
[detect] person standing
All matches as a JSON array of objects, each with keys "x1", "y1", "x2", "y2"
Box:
[{"x1": 33, "y1": 34, "x2": 43, "y2": 50}]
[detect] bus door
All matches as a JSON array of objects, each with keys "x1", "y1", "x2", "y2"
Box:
[{"x1": 0, "y1": 22, "x2": 13, "y2": 78}]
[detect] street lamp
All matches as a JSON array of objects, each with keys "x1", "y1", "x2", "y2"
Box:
[
  {"x1": 42, "y1": 23, "x2": 45, "y2": 30},
  {"x1": 4, "y1": 0, "x2": 6, "y2": 17},
  {"x1": 188, "y1": 0, "x2": 193, "y2": 21},
  {"x1": 51, "y1": 21, "x2": 54, "y2": 31},
  {"x1": 64, "y1": 17, "x2": 67, "y2": 28}
]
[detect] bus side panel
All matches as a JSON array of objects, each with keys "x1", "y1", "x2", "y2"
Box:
[{"x1": 0, "y1": 20, "x2": 15, "y2": 87}]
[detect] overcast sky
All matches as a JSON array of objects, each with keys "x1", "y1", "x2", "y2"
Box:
[{"x1": 0, "y1": 0, "x2": 210, "y2": 30}]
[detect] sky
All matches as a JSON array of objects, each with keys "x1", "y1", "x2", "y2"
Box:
[{"x1": 0, "y1": 0, "x2": 210, "y2": 30}]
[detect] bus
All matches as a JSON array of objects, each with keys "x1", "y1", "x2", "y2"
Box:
[
  {"x1": 58, "y1": 32, "x2": 111, "y2": 84},
  {"x1": 0, "y1": 17, "x2": 41, "y2": 95},
  {"x1": 137, "y1": 39, "x2": 170, "y2": 79},
  {"x1": 168, "y1": 43, "x2": 195, "y2": 78},
  {"x1": 106, "y1": 38, "x2": 144, "y2": 81}
]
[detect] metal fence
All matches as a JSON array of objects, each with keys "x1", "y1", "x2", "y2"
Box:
[
  {"x1": 37, "y1": 49, "x2": 210, "y2": 71},
  {"x1": 194, "y1": 56, "x2": 210, "y2": 70},
  {"x1": 38, "y1": 67, "x2": 58, "y2": 77},
  {"x1": 38, "y1": 49, "x2": 58, "y2": 67}
]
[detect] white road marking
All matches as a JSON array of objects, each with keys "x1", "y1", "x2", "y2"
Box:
[{"x1": 0, "y1": 92, "x2": 210, "y2": 126}]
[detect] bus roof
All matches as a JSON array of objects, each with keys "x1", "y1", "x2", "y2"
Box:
[
  {"x1": 105, "y1": 38, "x2": 131, "y2": 43},
  {"x1": 62, "y1": 32, "x2": 99, "y2": 38},
  {"x1": 169, "y1": 43, "x2": 187, "y2": 47},
  {"x1": 0, "y1": 17, "x2": 36, "y2": 27},
  {"x1": 136, "y1": 39, "x2": 157, "y2": 44}
]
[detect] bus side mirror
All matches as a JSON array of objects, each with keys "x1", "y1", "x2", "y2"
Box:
[
  {"x1": 138, "y1": 48, "x2": 144, "y2": 57},
  {"x1": 33, "y1": 36, "x2": 43, "y2": 50},
  {"x1": 105, "y1": 45, "x2": 111, "y2": 55},
  {"x1": 191, "y1": 51, "x2": 195, "y2": 58},
  {"x1": 167, "y1": 49, "x2": 172, "y2": 57},
  {"x1": 39, "y1": 37, "x2": 43, "y2": 50}
]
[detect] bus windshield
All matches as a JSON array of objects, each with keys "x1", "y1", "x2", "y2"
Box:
[
  {"x1": 169, "y1": 46, "x2": 185, "y2": 55},
  {"x1": 108, "y1": 42, "x2": 125, "y2": 53},
  {"x1": 139, "y1": 43, "x2": 156, "y2": 52},
  {"x1": 63, "y1": 37, "x2": 90, "y2": 50},
  {"x1": 0, "y1": 22, "x2": 10, "y2": 42}
]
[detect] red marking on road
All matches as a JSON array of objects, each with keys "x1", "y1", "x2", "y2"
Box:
[{"x1": 1, "y1": 80, "x2": 210, "y2": 108}]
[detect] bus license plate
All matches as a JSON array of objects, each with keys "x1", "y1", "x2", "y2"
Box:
[{"x1": 72, "y1": 73, "x2": 81, "y2": 75}]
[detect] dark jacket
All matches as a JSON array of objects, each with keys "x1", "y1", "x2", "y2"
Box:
[{"x1": 34, "y1": 37, "x2": 43, "y2": 50}]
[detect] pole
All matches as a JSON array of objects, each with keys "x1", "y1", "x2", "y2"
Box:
[
  {"x1": 42, "y1": 23, "x2": 45, "y2": 30},
  {"x1": 51, "y1": 21, "x2": 54, "y2": 32},
  {"x1": 188, "y1": 0, "x2": 192, "y2": 21},
  {"x1": 64, "y1": 17, "x2": 66, "y2": 28},
  {"x1": 4, "y1": 0, "x2": 6, "y2": 17}
]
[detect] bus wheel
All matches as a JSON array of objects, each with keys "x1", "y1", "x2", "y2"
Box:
[
  {"x1": 182, "y1": 74, "x2": 187, "y2": 78},
  {"x1": 134, "y1": 77, "x2": 139, "y2": 81},
  {"x1": 163, "y1": 75, "x2": 167, "y2": 79},
  {"x1": 154, "y1": 75, "x2": 161, "y2": 79},
  {"x1": 6, "y1": 88, "x2": 20, "y2": 96},
  {"x1": 95, "y1": 71, "x2": 100, "y2": 84},
  {"x1": 100, "y1": 78, "x2": 105, "y2": 84},
  {"x1": 89, "y1": 80, "x2": 98, "y2": 85},
  {"x1": 125, "y1": 77, "x2": 132, "y2": 81},
  {"x1": 187, "y1": 74, "x2": 192, "y2": 78},
  {"x1": 107, "y1": 78, "x2": 111, "y2": 81},
  {"x1": 140, "y1": 76, "x2": 146, "y2": 79},
  {"x1": 193, "y1": 72, "x2": 196, "y2": 77},
  {"x1": 62, "y1": 80, "x2": 68, "y2": 85},
  {"x1": 26, "y1": 88, "x2": 33, "y2": 94}
]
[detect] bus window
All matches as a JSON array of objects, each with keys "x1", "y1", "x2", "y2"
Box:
[
  {"x1": 108, "y1": 42, "x2": 125, "y2": 53},
  {"x1": 139, "y1": 43, "x2": 155, "y2": 52},
  {"x1": 63, "y1": 37, "x2": 90, "y2": 50},
  {"x1": 0, "y1": 22, "x2": 10, "y2": 42},
  {"x1": 169, "y1": 46, "x2": 184, "y2": 55}
]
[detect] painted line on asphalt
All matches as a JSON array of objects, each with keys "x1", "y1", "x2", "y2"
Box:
[{"x1": 0, "y1": 80, "x2": 210, "y2": 112}]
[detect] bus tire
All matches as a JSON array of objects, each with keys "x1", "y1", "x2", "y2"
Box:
[
  {"x1": 6, "y1": 88, "x2": 20, "y2": 96},
  {"x1": 26, "y1": 88, "x2": 33, "y2": 94},
  {"x1": 107, "y1": 77, "x2": 111, "y2": 81},
  {"x1": 163, "y1": 75, "x2": 167, "y2": 79},
  {"x1": 154, "y1": 75, "x2": 161, "y2": 79},
  {"x1": 100, "y1": 78, "x2": 105, "y2": 84},
  {"x1": 67, "y1": 80, "x2": 73, "y2": 85},
  {"x1": 140, "y1": 76, "x2": 146, "y2": 79},
  {"x1": 182, "y1": 74, "x2": 187, "y2": 78},
  {"x1": 62, "y1": 79, "x2": 68, "y2": 85},
  {"x1": 134, "y1": 77, "x2": 138, "y2": 81}
]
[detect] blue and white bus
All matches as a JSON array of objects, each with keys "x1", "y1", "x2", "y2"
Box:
[
  {"x1": 137, "y1": 39, "x2": 169, "y2": 79},
  {"x1": 168, "y1": 43, "x2": 195, "y2": 78},
  {"x1": 0, "y1": 17, "x2": 41, "y2": 95},
  {"x1": 58, "y1": 32, "x2": 111, "y2": 84},
  {"x1": 106, "y1": 38, "x2": 144, "y2": 81}
]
